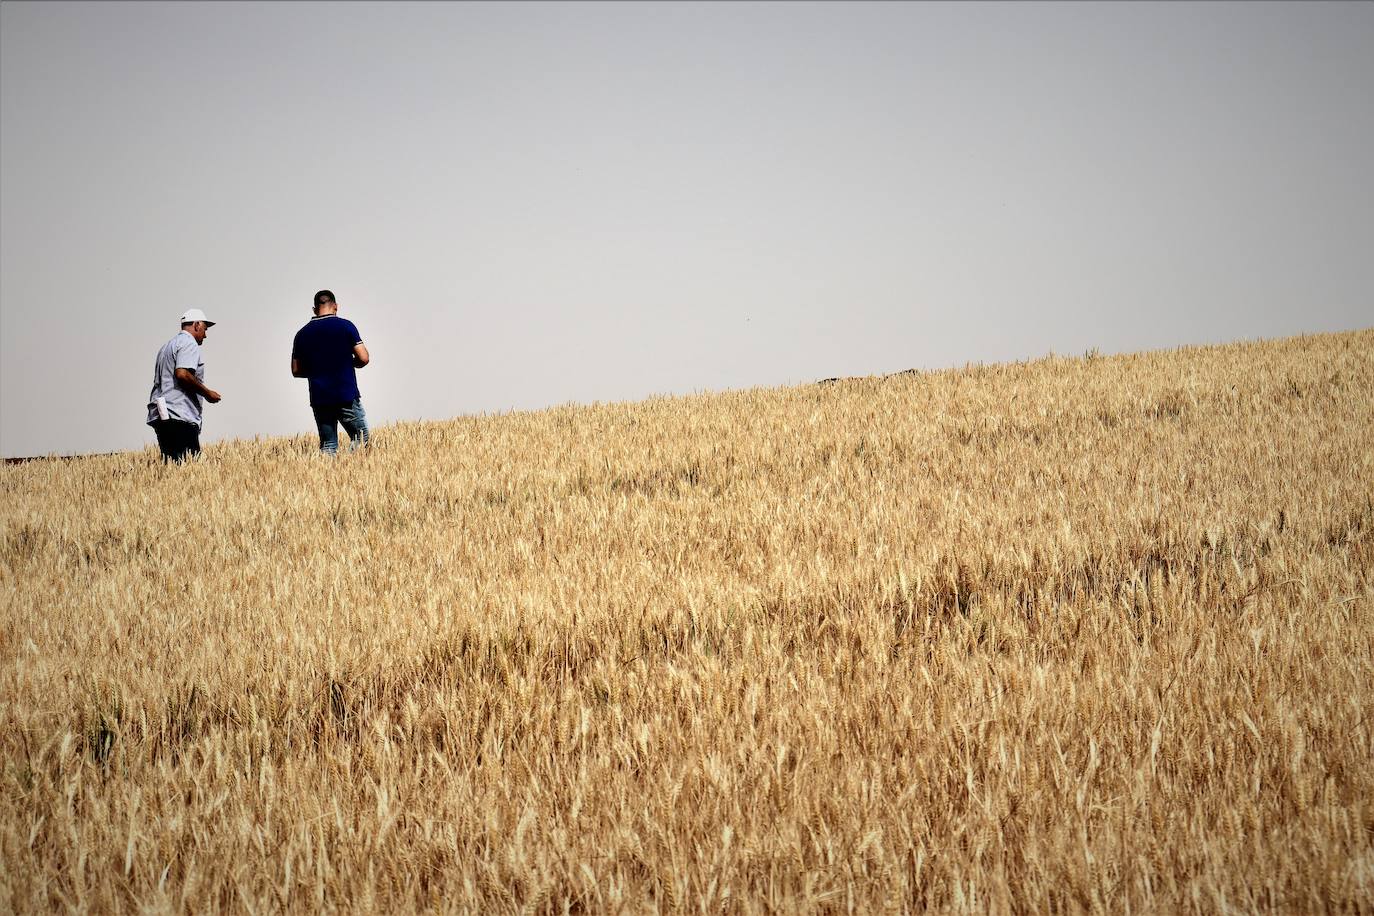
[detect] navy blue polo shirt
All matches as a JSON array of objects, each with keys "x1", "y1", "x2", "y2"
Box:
[{"x1": 292, "y1": 316, "x2": 363, "y2": 407}]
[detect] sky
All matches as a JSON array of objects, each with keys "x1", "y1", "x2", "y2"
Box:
[{"x1": 2, "y1": 1, "x2": 1371, "y2": 458}]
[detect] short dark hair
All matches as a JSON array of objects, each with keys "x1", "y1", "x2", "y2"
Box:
[{"x1": 314, "y1": 289, "x2": 336, "y2": 307}]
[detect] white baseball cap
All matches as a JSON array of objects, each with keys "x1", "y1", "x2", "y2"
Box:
[{"x1": 179, "y1": 308, "x2": 216, "y2": 327}]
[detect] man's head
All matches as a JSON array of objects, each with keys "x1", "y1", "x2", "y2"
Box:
[
  {"x1": 313, "y1": 290, "x2": 338, "y2": 316},
  {"x1": 179, "y1": 308, "x2": 215, "y2": 343}
]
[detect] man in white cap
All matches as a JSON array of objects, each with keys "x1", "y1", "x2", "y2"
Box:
[{"x1": 146, "y1": 308, "x2": 222, "y2": 463}]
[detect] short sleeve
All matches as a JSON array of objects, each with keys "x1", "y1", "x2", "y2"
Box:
[
  {"x1": 344, "y1": 320, "x2": 362, "y2": 344},
  {"x1": 173, "y1": 336, "x2": 200, "y2": 371}
]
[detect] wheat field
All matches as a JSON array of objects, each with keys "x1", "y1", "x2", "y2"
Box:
[{"x1": 1, "y1": 329, "x2": 1371, "y2": 913}]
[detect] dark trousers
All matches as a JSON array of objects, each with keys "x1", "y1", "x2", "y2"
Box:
[{"x1": 152, "y1": 420, "x2": 201, "y2": 463}]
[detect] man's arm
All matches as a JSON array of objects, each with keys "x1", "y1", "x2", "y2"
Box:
[
  {"x1": 175, "y1": 367, "x2": 221, "y2": 403},
  {"x1": 353, "y1": 343, "x2": 370, "y2": 368},
  {"x1": 291, "y1": 357, "x2": 306, "y2": 378}
]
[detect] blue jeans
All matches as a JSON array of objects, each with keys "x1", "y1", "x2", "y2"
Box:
[{"x1": 313, "y1": 399, "x2": 369, "y2": 454}]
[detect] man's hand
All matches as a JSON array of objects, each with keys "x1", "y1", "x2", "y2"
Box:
[{"x1": 175, "y1": 367, "x2": 221, "y2": 404}]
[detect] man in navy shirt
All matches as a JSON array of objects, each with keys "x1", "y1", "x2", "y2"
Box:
[{"x1": 291, "y1": 290, "x2": 372, "y2": 454}]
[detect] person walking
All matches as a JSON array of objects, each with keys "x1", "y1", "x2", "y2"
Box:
[
  {"x1": 146, "y1": 308, "x2": 222, "y2": 463},
  {"x1": 291, "y1": 290, "x2": 371, "y2": 454}
]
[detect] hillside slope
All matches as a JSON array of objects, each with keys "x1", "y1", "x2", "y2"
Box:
[{"x1": 2, "y1": 329, "x2": 1372, "y2": 912}]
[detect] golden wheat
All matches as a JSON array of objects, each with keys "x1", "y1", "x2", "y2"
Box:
[{"x1": 2, "y1": 330, "x2": 1372, "y2": 913}]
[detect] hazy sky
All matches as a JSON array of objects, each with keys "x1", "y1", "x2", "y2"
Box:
[{"x1": 2, "y1": 1, "x2": 1371, "y2": 457}]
